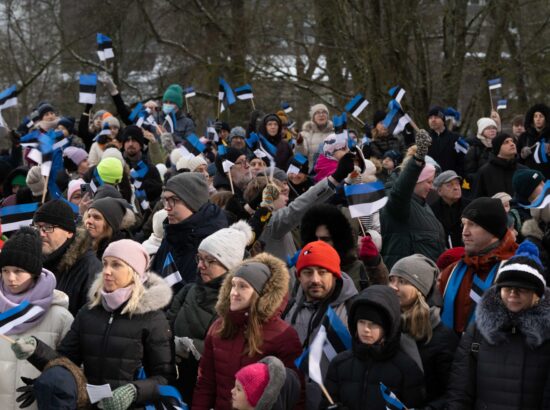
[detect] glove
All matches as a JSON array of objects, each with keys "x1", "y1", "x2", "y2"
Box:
[
  {"x1": 15, "y1": 377, "x2": 35, "y2": 408},
  {"x1": 414, "y1": 129, "x2": 432, "y2": 160},
  {"x1": 521, "y1": 145, "x2": 533, "y2": 159},
  {"x1": 296, "y1": 132, "x2": 304, "y2": 145},
  {"x1": 174, "y1": 336, "x2": 201, "y2": 360},
  {"x1": 358, "y1": 235, "x2": 379, "y2": 262},
  {"x1": 11, "y1": 336, "x2": 37, "y2": 360},
  {"x1": 344, "y1": 166, "x2": 363, "y2": 185},
  {"x1": 260, "y1": 184, "x2": 280, "y2": 210},
  {"x1": 332, "y1": 152, "x2": 356, "y2": 183},
  {"x1": 100, "y1": 384, "x2": 137, "y2": 410},
  {"x1": 98, "y1": 72, "x2": 119, "y2": 96}
]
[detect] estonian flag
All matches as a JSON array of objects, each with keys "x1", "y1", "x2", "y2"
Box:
[
  {"x1": 345, "y1": 181, "x2": 388, "y2": 218},
  {"x1": 206, "y1": 123, "x2": 219, "y2": 142},
  {"x1": 0, "y1": 203, "x2": 40, "y2": 233},
  {"x1": 90, "y1": 168, "x2": 104, "y2": 194},
  {"x1": 39, "y1": 129, "x2": 63, "y2": 176},
  {"x1": 383, "y1": 105, "x2": 411, "y2": 136},
  {"x1": 522, "y1": 180, "x2": 550, "y2": 209},
  {"x1": 345, "y1": 93, "x2": 369, "y2": 118},
  {"x1": 79, "y1": 73, "x2": 97, "y2": 105},
  {"x1": 281, "y1": 102, "x2": 293, "y2": 114},
  {"x1": 219, "y1": 77, "x2": 236, "y2": 105},
  {"x1": 454, "y1": 137, "x2": 469, "y2": 154},
  {"x1": 0, "y1": 85, "x2": 17, "y2": 110},
  {"x1": 295, "y1": 306, "x2": 351, "y2": 386},
  {"x1": 497, "y1": 99, "x2": 507, "y2": 110},
  {"x1": 379, "y1": 382, "x2": 406, "y2": 410},
  {"x1": 129, "y1": 102, "x2": 144, "y2": 124},
  {"x1": 183, "y1": 134, "x2": 206, "y2": 155},
  {"x1": 217, "y1": 144, "x2": 227, "y2": 156},
  {"x1": 0, "y1": 301, "x2": 45, "y2": 336},
  {"x1": 534, "y1": 140, "x2": 549, "y2": 164},
  {"x1": 488, "y1": 78, "x2": 502, "y2": 90},
  {"x1": 162, "y1": 252, "x2": 183, "y2": 287},
  {"x1": 234, "y1": 84, "x2": 254, "y2": 101},
  {"x1": 333, "y1": 113, "x2": 348, "y2": 137},
  {"x1": 97, "y1": 33, "x2": 114, "y2": 61},
  {"x1": 389, "y1": 85, "x2": 406, "y2": 104},
  {"x1": 184, "y1": 87, "x2": 196, "y2": 99},
  {"x1": 130, "y1": 160, "x2": 149, "y2": 189},
  {"x1": 287, "y1": 153, "x2": 308, "y2": 175}
]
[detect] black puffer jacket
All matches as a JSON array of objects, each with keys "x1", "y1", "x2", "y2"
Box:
[
  {"x1": 474, "y1": 156, "x2": 526, "y2": 198},
  {"x1": 446, "y1": 287, "x2": 550, "y2": 410},
  {"x1": 323, "y1": 286, "x2": 425, "y2": 410},
  {"x1": 30, "y1": 272, "x2": 176, "y2": 407},
  {"x1": 464, "y1": 139, "x2": 493, "y2": 184},
  {"x1": 427, "y1": 128, "x2": 464, "y2": 175},
  {"x1": 517, "y1": 103, "x2": 550, "y2": 178}
]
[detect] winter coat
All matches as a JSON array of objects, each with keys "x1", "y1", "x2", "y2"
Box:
[
  {"x1": 474, "y1": 156, "x2": 526, "y2": 198},
  {"x1": 313, "y1": 154, "x2": 337, "y2": 183},
  {"x1": 381, "y1": 158, "x2": 446, "y2": 269},
  {"x1": 43, "y1": 228, "x2": 102, "y2": 316},
  {"x1": 192, "y1": 253, "x2": 303, "y2": 410},
  {"x1": 255, "y1": 356, "x2": 301, "y2": 410},
  {"x1": 260, "y1": 178, "x2": 336, "y2": 261},
  {"x1": 430, "y1": 197, "x2": 471, "y2": 249},
  {"x1": 297, "y1": 120, "x2": 334, "y2": 168},
  {"x1": 464, "y1": 139, "x2": 493, "y2": 184},
  {"x1": 30, "y1": 272, "x2": 176, "y2": 408},
  {"x1": 439, "y1": 230, "x2": 518, "y2": 333},
  {"x1": 368, "y1": 132, "x2": 406, "y2": 159},
  {"x1": 258, "y1": 114, "x2": 293, "y2": 170},
  {"x1": 161, "y1": 111, "x2": 196, "y2": 145},
  {"x1": 517, "y1": 103, "x2": 550, "y2": 178},
  {"x1": 427, "y1": 128, "x2": 464, "y2": 175},
  {"x1": 151, "y1": 202, "x2": 228, "y2": 291},
  {"x1": 0, "y1": 290, "x2": 73, "y2": 410},
  {"x1": 166, "y1": 273, "x2": 226, "y2": 404},
  {"x1": 323, "y1": 286, "x2": 425, "y2": 410},
  {"x1": 446, "y1": 287, "x2": 550, "y2": 410}
]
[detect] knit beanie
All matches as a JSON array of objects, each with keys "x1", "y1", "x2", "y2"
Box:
[
  {"x1": 93, "y1": 110, "x2": 106, "y2": 121},
  {"x1": 67, "y1": 178, "x2": 85, "y2": 202},
  {"x1": 322, "y1": 133, "x2": 348, "y2": 159},
  {"x1": 462, "y1": 197, "x2": 508, "y2": 239},
  {"x1": 198, "y1": 221, "x2": 253, "y2": 270},
  {"x1": 353, "y1": 304, "x2": 390, "y2": 335},
  {"x1": 382, "y1": 150, "x2": 401, "y2": 167},
  {"x1": 38, "y1": 103, "x2": 55, "y2": 120},
  {"x1": 390, "y1": 254, "x2": 439, "y2": 298},
  {"x1": 94, "y1": 184, "x2": 123, "y2": 200},
  {"x1": 58, "y1": 116, "x2": 76, "y2": 135},
  {"x1": 477, "y1": 118, "x2": 497, "y2": 140},
  {"x1": 427, "y1": 106, "x2": 445, "y2": 120},
  {"x1": 26, "y1": 166, "x2": 45, "y2": 196},
  {"x1": 228, "y1": 126, "x2": 247, "y2": 143},
  {"x1": 235, "y1": 363, "x2": 270, "y2": 407},
  {"x1": 296, "y1": 241, "x2": 341, "y2": 279},
  {"x1": 417, "y1": 164, "x2": 436, "y2": 184},
  {"x1": 234, "y1": 262, "x2": 272, "y2": 295},
  {"x1": 309, "y1": 103, "x2": 329, "y2": 120},
  {"x1": 170, "y1": 148, "x2": 185, "y2": 168},
  {"x1": 34, "y1": 199, "x2": 76, "y2": 233},
  {"x1": 89, "y1": 197, "x2": 128, "y2": 232},
  {"x1": 163, "y1": 84, "x2": 183, "y2": 109},
  {"x1": 164, "y1": 172, "x2": 209, "y2": 212},
  {"x1": 492, "y1": 133, "x2": 513, "y2": 156},
  {"x1": 513, "y1": 168, "x2": 545, "y2": 205},
  {"x1": 176, "y1": 155, "x2": 207, "y2": 172},
  {"x1": 120, "y1": 125, "x2": 147, "y2": 148},
  {"x1": 496, "y1": 240, "x2": 546, "y2": 297},
  {"x1": 103, "y1": 239, "x2": 150, "y2": 282},
  {"x1": 101, "y1": 147, "x2": 125, "y2": 166},
  {"x1": 103, "y1": 116, "x2": 120, "y2": 129},
  {"x1": 97, "y1": 157, "x2": 123, "y2": 184},
  {"x1": 0, "y1": 227, "x2": 42, "y2": 278},
  {"x1": 63, "y1": 147, "x2": 88, "y2": 167}
]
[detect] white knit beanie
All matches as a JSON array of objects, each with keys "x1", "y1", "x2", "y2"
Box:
[
  {"x1": 198, "y1": 221, "x2": 253, "y2": 270},
  {"x1": 309, "y1": 103, "x2": 329, "y2": 120},
  {"x1": 101, "y1": 147, "x2": 125, "y2": 166},
  {"x1": 176, "y1": 155, "x2": 207, "y2": 172},
  {"x1": 26, "y1": 166, "x2": 45, "y2": 196},
  {"x1": 476, "y1": 118, "x2": 497, "y2": 141}
]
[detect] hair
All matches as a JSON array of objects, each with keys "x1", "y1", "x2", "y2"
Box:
[
  {"x1": 88, "y1": 265, "x2": 145, "y2": 317},
  {"x1": 401, "y1": 288, "x2": 433, "y2": 343},
  {"x1": 210, "y1": 190, "x2": 234, "y2": 209},
  {"x1": 512, "y1": 114, "x2": 524, "y2": 127},
  {"x1": 84, "y1": 209, "x2": 114, "y2": 251},
  {"x1": 217, "y1": 292, "x2": 264, "y2": 357}
]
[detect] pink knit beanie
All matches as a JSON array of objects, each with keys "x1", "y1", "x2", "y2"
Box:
[
  {"x1": 417, "y1": 164, "x2": 436, "y2": 184},
  {"x1": 103, "y1": 239, "x2": 150, "y2": 282},
  {"x1": 235, "y1": 363, "x2": 270, "y2": 407}
]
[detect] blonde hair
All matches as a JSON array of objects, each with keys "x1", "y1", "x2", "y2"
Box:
[
  {"x1": 401, "y1": 288, "x2": 433, "y2": 343},
  {"x1": 88, "y1": 265, "x2": 145, "y2": 317}
]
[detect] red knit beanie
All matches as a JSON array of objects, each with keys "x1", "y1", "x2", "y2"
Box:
[
  {"x1": 235, "y1": 363, "x2": 270, "y2": 407},
  {"x1": 296, "y1": 240, "x2": 341, "y2": 278}
]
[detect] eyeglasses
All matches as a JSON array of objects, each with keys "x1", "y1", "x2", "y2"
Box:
[
  {"x1": 195, "y1": 254, "x2": 219, "y2": 266},
  {"x1": 161, "y1": 196, "x2": 182, "y2": 208},
  {"x1": 234, "y1": 159, "x2": 249, "y2": 168},
  {"x1": 31, "y1": 224, "x2": 57, "y2": 233}
]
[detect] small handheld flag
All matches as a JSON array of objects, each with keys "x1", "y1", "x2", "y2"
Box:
[
  {"x1": 234, "y1": 84, "x2": 254, "y2": 101},
  {"x1": 534, "y1": 140, "x2": 549, "y2": 164},
  {"x1": 183, "y1": 134, "x2": 206, "y2": 155},
  {"x1": 454, "y1": 137, "x2": 469, "y2": 154},
  {"x1": 184, "y1": 87, "x2": 196, "y2": 99},
  {"x1": 97, "y1": 33, "x2": 114, "y2": 61},
  {"x1": 0, "y1": 85, "x2": 17, "y2": 110},
  {"x1": 162, "y1": 252, "x2": 183, "y2": 287},
  {"x1": 521, "y1": 180, "x2": 550, "y2": 209},
  {"x1": 345, "y1": 94, "x2": 369, "y2": 118},
  {"x1": 222, "y1": 159, "x2": 234, "y2": 173},
  {"x1": 333, "y1": 113, "x2": 348, "y2": 137},
  {"x1": 79, "y1": 74, "x2": 97, "y2": 104},
  {"x1": 380, "y1": 382, "x2": 407, "y2": 410},
  {"x1": 0, "y1": 301, "x2": 45, "y2": 336},
  {"x1": 383, "y1": 104, "x2": 411, "y2": 136},
  {"x1": 345, "y1": 181, "x2": 388, "y2": 218},
  {"x1": 0, "y1": 203, "x2": 40, "y2": 233},
  {"x1": 488, "y1": 78, "x2": 502, "y2": 90},
  {"x1": 287, "y1": 153, "x2": 308, "y2": 175},
  {"x1": 389, "y1": 85, "x2": 406, "y2": 104},
  {"x1": 497, "y1": 99, "x2": 507, "y2": 110},
  {"x1": 281, "y1": 102, "x2": 293, "y2": 114},
  {"x1": 219, "y1": 77, "x2": 236, "y2": 106}
]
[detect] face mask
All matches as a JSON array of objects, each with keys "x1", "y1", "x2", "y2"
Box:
[{"x1": 162, "y1": 103, "x2": 175, "y2": 115}]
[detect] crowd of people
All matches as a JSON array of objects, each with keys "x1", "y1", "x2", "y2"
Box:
[{"x1": 1, "y1": 76, "x2": 550, "y2": 410}]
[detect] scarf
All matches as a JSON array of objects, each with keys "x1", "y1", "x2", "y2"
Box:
[
  {"x1": 101, "y1": 285, "x2": 134, "y2": 312},
  {"x1": 0, "y1": 270, "x2": 55, "y2": 335}
]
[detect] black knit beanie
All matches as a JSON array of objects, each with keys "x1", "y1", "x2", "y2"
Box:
[
  {"x1": 120, "y1": 125, "x2": 147, "y2": 148},
  {"x1": 462, "y1": 197, "x2": 508, "y2": 239},
  {"x1": 0, "y1": 227, "x2": 43, "y2": 278},
  {"x1": 89, "y1": 198, "x2": 128, "y2": 232},
  {"x1": 33, "y1": 199, "x2": 76, "y2": 233},
  {"x1": 353, "y1": 303, "x2": 390, "y2": 336}
]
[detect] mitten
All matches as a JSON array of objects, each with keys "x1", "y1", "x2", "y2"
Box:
[
  {"x1": 11, "y1": 336, "x2": 37, "y2": 360},
  {"x1": 358, "y1": 235, "x2": 379, "y2": 263},
  {"x1": 174, "y1": 336, "x2": 201, "y2": 360},
  {"x1": 332, "y1": 152, "x2": 356, "y2": 182},
  {"x1": 98, "y1": 72, "x2": 118, "y2": 96},
  {"x1": 414, "y1": 129, "x2": 432, "y2": 160},
  {"x1": 100, "y1": 384, "x2": 137, "y2": 410},
  {"x1": 260, "y1": 184, "x2": 280, "y2": 210}
]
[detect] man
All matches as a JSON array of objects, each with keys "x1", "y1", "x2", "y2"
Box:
[
  {"x1": 475, "y1": 132, "x2": 526, "y2": 198},
  {"x1": 151, "y1": 172, "x2": 227, "y2": 290},
  {"x1": 160, "y1": 84, "x2": 196, "y2": 144},
  {"x1": 213, "y1": 147, "x2": 252, "y2": 197},
  {"x1": 427, "y1": 106, "x2": 465, "y2": 175},
  {"x1": 227, "y1": 126, "x2": 247, "y2": 151},
  {"x1": 32, "y1": 199, "x2": 102, "y2": 316},
  {"x1": 430, "y1": 170, "x2": 470, "y2": 248},
  {"x1": 439, "y1": 197, "x2": 517, "y2": 333}
]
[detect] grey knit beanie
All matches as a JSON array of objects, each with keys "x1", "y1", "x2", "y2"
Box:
[
  {"x1": 234, "y1": 262, "x2": 272, "y2": 295},
  {"x1": 164, "y1": 172, "x2": 209, "y2": 212},
  {"x1": 390, "y1": 254, "x2": 439, "y2": 298}
]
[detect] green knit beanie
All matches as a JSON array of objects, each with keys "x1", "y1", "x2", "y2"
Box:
[
  {"x1": 97, "y1": 157, "x2": 123, "y2": 184},
  {"x1": 163, "y1": 84, "x2": 184, "y2": 109}
]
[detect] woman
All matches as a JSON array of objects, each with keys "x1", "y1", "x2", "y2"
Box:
[
  {"x1": 517, "y1": 103, "x2": 550, "y2": 177},
  {"x1": 259, "y1": 113, "x2": 292, "y2": 169},
  {"x1": 167, "y1": 221, "x2": 253, "y2": 404},
  {"x1": 192, "y1": 253, "x2": 302, "y2": 410},
  {"x1": 12, "y1": 239, "x2": 175, "y2": 410},
  {"x1": 446, "y1": 241, "x2": 550, "y2": 409},
  {"x1": 465, "y1": 117, "x2": 498, "y2": 183},
  {"x1": 296, "y1": 103, "x2": 333, "y2": 166},
  {"x1": 0, "y1": 228, "x2": 73, "y2": 410},
  {"x1": 389, "y1": 254, "x2": 458, "y2": 409},
  {"x1": 84, "y1": 197, "x2": 132, "y2": 259},
  {"x1": 323, "y1": 285, "x2": 425, "y2": 410}
]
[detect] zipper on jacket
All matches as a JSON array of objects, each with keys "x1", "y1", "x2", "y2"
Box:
[{"x1": 99, "y1": 312, "x2": 115, "y2": 382}]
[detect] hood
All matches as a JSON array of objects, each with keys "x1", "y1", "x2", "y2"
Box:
[
  {"x1": 216, "y1": 252, "x2": 289, "y2": 322},
  {"x1": 52, "y1": 289, "x2": 70, "y2": 310},
  {"x1": 87, "y1": 271, "x2": 172, "y2": 314},
  {"x1": 255, "y1": 356, "x2": 288, "y2": 410},
  {"x1": 57, "y1": 227, "x2": 96, "y2": 274},
  {"x1": 476, "y1": 286, "x2": 550, "y2": 348},
  {"x1": 301, "y1": 120, "x2": 334, "y2": 134},
  {"x1": 524, "y1": 103, "x2": 550, "y2": 131},
  {"x1": 521, "y1": 218, "x2": 544, "y2": 241},
  {"x1": 259, "y1": 113, "x2": 282, "y2": 144},
  {"x1": 293, "y1": 271, "x2": 358, "y2": 308}
]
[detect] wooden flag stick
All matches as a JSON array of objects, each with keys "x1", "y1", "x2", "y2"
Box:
[
  {"x1": 0, "y1": 333, "x2": 15, "y2": 344},
  {"x1": 350, "y1": 115, "x2": 365, "y2": 127},
  {"x1": 217, "y1": 98, "x2": 221, "y2": 119},
  {"x1": 185, "y1": 96, "x2": 190, "y2": 113},
  {"x1": 226, "y1": 171, "x2": 235, "y2": 194},
  {"x1": 251, "y1": 98, "x2": 256, "y2": 111},
  {"x1": 489, "y1": 89, "x2": 494, "y2": 112},
  {"x1": 319, "y1": 383, "x2": 335, "y2": 406},
  {"x1": 41, "y1": 174, "x2": 50, "y2": 204},
  {"x1": 357, "y1": 218, "x2": 367, "y2": 236}
]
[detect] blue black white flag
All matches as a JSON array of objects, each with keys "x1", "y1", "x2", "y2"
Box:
[
  {"x1": 488, "y1": 78, "x2": 502, "y2": 91},
  {"x1": 219, "y1": 78, "x2": 236, "y2": 105},
  {"x1": 521, "y1": 180, "x2": 550, "y2": 209},
  {"x1": 184, "y1": 87, "x2": 196, "y2": 99},
  {"x1": 454, "y1": 137, "x2": 469, "y2": 154},
  {"x1": 281, "y1": 102, "x2": 293, "y2": 114},
  {"x1": 497, "y1": 99, "x2": 507, "y2": 110},
  {"x1": 0, "y1": 85, "x2": 17, "y2": 110},
  {"x1": 389, "y1": 85, "x2": 406, "y2": 104},
  {"x1": 234, "y1": 84, "x2": 254, "y2": 101},
  {"x1": 0, "y1": 203, "x2": 40, "y2": 233},
  {"x1": 345, "y1": 93, "x2": 369, "y2": 118},
  {"x1": 345, "y1": 181, "x2": 388, "y2": 218},
  {"x1": 383, "y1": 104, "x2": 411, "y2": 136},
  {"x1": 183, "y1": 134, "x2": 206, "y2": 155},
  {"x1": 534, "y1": 140, "x2": 549, "y2": 164},
  {"x1": 97, "y1": 33, "x2": 114, "y2": 61},
  {"x1": 379, "y1": 382, "x2": 406, "y2": 410},
  {"x1": 333, "y1": 113, "x2": 348, "y2": 138},
  {"x1": 79, "y1": 74, "x2": 97, "y2": 104},
  {"x1": 162, "y1": 252, "x2": 182, "y2": 287}
]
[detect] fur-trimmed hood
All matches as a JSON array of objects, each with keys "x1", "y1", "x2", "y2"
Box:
[
  {"x1": 524, "y1": 103, "x2": 550, "y2": 131},
  {"x1": 255, "y1": 356, "x2": 287, "y2": 410},
  {"x1": 87, "y1": 271, "x2": 172, "y2": 314},
  {"x1": 301, "y1": 119, "x2": 333, "y2": 134},
  {"x1": 476, "y1": 286, "x2": 550, "y2": 348},
  {"x1": 216, "y1": 252, "x2": 289, "y2": 322},
  {"x1": 56, "y1": 227, "x2": 95, "y2": 273}
]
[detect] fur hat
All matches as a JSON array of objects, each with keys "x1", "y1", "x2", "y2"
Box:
[
  {"x1": 198, "y1": 221, "x2": 253, "y2": 270},
  {"x1": 462, "y1": 197, "x2": 508, "y2": 239},
  {"x1": 0, "y1": 227, "x2": 42, "y2": 277},
  {"x1": 390, "y1": 254, "x2": 439, "y2": 298},
  {"x1": 296, "y1": 241, "x2": 341, "y2": 279},
  {"x1": 103, "y1": 239, "x2": 150, "y2": 282},
  {"x1": 309, "y1": 104, "x2": 329, "y2": 120}
]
